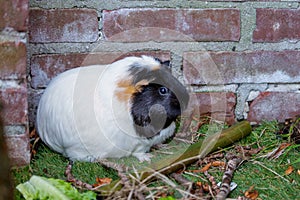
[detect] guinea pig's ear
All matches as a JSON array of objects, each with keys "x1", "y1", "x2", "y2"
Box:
[
  {"x1": 161, "y1": 60, "x2": 171, "y2": 69},
  {"x1": 134, "y1": 79, "x2": 150, "y2": 92},
  {"x1": 154, "y1": 58, "x2": 172, "y2": 70}
]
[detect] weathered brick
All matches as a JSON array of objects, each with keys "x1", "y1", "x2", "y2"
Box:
[
  {"x1": 0, "y1": 85, "x2": 28, "y2": 125},
  {"x1": 30, "y1": 51, "x2": 171, "y2": 88},
  {"x1": 248, "y1": 92, "x2": 300, "y2": 123},
  {"x1": 5, "y1": 133, "x2": 30, "y2": 166},
  {"x1": 183, "y1": 51, "x2": 300, "y2": 85},
  {"x1": 187, "y1": 92, "x2": 236, "y2": 125},
  {"x1": 0, "y1": 0, "x2": 29, "y2": 31},
  {"x1": 103, "y1": 8, "x2": 240, "y2": 42},
  {"x1": 0, "y1": 41, "x2": 27, "y2": 79},
  {"x1": 253, "y1": 8, "x2": 300, "y2": 42},
  {"x1": 28, "y1": 89, "x2": 43, "y2": 128},
  {"x1": 29, "y1": 8, "x2": 98, "y2": 43},
  {"x1": 205, "y1": 0, "x2": 278, "y2": 1}
]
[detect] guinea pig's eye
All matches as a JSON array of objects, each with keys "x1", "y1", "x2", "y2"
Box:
[{"x1": 158, "y1": 87, "x2": 169, "y2": 95}]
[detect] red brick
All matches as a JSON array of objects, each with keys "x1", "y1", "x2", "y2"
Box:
[
  {"x1": 198, "y1": 0, "x2": 278, "y2": 2},
  {"x1": 103, "y1": 8, "x2": 240, "y2": 42},
  {"x1": 253, "y1": 8, "x2": 300, "y2": 42},
  {"x1": 0, "y1": 0, "x2": 29, "y2": 31},
  {"x1": 206, "y1": 0, "x2": 278, "y2": 1},
  {"x1": 187, "y1": 92, "x2": 236, "y2": 125},
  {"x1": 183, "y1": 51, "x2": 300, "y2": 85},
  {"x1": 5, "y1": 133, "x2": 30, "y2": 166},
  {"x1": 248, "y1": 92, "x2": 300, "y2": 123},
  {"x1": 0, "y1": 41, "x2": 26, "y2": 79},
  {"x1": 30, "y1": 51, "x2": 171, "y2": 88},
  {"x1": 29, "y1": 8, "x2": 98, "y2": 43},
  {"x1": 0, "y1": 85, "x2": 28, "y2": 125}
]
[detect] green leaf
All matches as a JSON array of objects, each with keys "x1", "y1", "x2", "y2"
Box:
[
  {"x1": 16, "y1": 175, "x2": 97, "y2": 200},
  {"x1": 16, "y1": 181, "x2": 38, "y2": 200},
  {"x1": 159, "y1": 196, "x2": 176, "y2": 200}
]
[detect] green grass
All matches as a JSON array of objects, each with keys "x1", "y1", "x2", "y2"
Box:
[
  {"x1": 11, "y1": 144, "x2": 118, "y2": 199},
  {"x1": 229, "y1": 158, "x2": 300, "y2": 199},
  {"x1": 188, "y1": 120, "x2": 300, "y2": 199},
  {"x1": 229, "y1": 121, "x2": 300, "y2": 199},
  {"x1": 12, "y1": 121, "x2": 300, "y2": 199}
]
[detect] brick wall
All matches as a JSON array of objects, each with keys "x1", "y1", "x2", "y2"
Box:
[
  {"x1": 0, "y1": 0, "x2": 30, "y2": 166},
  {"x1": 5, "y1": 0, "x2": 300, "y2": 165}
]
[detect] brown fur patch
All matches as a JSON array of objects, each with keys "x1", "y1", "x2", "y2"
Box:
[
  {"x1": 115, "y1": 78, "x2": 149, "y2": 103},
  {"x1": 135, "y1": 79, "x2": 150, "y2": 91}
]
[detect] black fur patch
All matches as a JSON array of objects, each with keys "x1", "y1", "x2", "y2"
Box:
[
  {"x1": 128, "y1": 59, "x2": 189, "y2": 138},
  {"x1": 131, "y1": 84, "x2": 181, "y2": 138}
]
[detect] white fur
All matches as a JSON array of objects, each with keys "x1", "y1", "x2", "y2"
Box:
[{"x1": 36, "y1": 56, "x2": 176, "y2": 162}]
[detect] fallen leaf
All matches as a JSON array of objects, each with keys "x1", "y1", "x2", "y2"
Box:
[
  {"x1": 235, "y1": 146, "x2": 262, "y2": 157},
  {"x1": 285, "y1": 165, "x2": 294, "y2": 176},
  {"x1": 93, "y1": 177, "x2": 112, "y2": 187},
  {"x1": 191, "y1": 161, "x2": 225, "y2": 173},
  {"x1": 200, "y1": 163, "x2": 212, "y2": 172},
  {"x1": 211, "y1": 161, "x2": 226, "y2": 168},
  {"x1": 29, "y1": 128, "x2": 37, "y2": 138},
  {"x1": 189, "y1": 163, "x2": 212, "y2": 173},
  {"x1": 265, "y1": 143, "x2": 291, "y2": 160},
  {"x1": 202, "y1": 183, "x2": 210, "y2": 192},
  {"x1": 195, "y1": 182, "x2": 205, "y2": 196},
  {"x1": 196, "y1": 181, "x2": 202, "y2": 187},
  {"x1": 244, "y1": 185, "x2": 259, "y2": 200}
]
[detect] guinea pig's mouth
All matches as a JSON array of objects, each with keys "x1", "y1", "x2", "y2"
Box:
[{"x1": 133, "y1": 103, "x2": 182, "y2": 138}]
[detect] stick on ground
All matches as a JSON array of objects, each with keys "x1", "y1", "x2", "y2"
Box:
[
  {"x1": 65, "y1": 160, "x2": 94, "y2": 190},
  {"x1": 216, "y1": 154, "x2": 243, "y2": 200}
]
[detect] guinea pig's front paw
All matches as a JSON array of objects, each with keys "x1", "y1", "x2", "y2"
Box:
[{"x1": 133, "y1": 152, "x2": 153, "y2": 163}]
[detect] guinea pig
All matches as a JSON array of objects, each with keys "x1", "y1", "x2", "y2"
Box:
[{"x1": 36, "y1": 56, "x2": 189, "y2": 162}]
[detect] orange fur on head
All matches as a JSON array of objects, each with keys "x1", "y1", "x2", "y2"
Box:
[{"x1": 116, "y1": 78, "x2": 150, "y2": 103}]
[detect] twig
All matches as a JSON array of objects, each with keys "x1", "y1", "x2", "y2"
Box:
[
  {"x1": 237, "y1": 196, "x2": 251, "y2": 200},
  {"x1": 65, "y1": 160, "x2": 93, "y2": 190},
  {"x1": 134, "y1": 190, "x2": 146, "y2": 200},
  {"x1": 97, "y1": 159, "x2": 128, "y2": 172},
  {"x1": 170, "y1": 173, "x2": 193, "y2": 186},
  {"x1": 98, "y1": 159, "x2": 133, "y2": 190},
  {"x1": 252, "y1": 160, "x2": 290, "y2": 183},
  {"x1": 194, "y1": 181, "x2": 206, "y2": 198},
  {"x1": 208, "y1": 185, "x2": 215, "y2": 199},
  {"x1": 197, "y1": 152, "x2": 225, "y2": 167},
  {"x1": 97, "y1": 121, "x2": 252, "y2": 197},
  {"x1": 216, "y1": 154, "x2": 243, "y2": 200},
  {"x1": 153, "y1": 150, "x2": 174, "y2": 155},
  {"x1": 184, "y1": 171, "x2": 207, "y2": 182},
  {"x1": 173, "y1": 137, "x2": 194, "y2": 144},
  {"x1": 98, "y1": 160, "x2": 147, "y2": 199},
  {"x1": 204, "y1": 171, "x2": 220, "y2": 195}
]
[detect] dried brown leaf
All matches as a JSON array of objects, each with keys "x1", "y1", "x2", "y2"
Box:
[
  {"x1": 196, "y1": 181, "x2": 202, "y2": 187},
  {"x1": 200, "y1": 163, "x2": 212, "y2": 172},
  {"x1": 244, "y1": 185, "x2": 259, "y2": 200},
  {"x1": 29, "y1": 128, "x2": 37, "y2": 138},
  {"x1": 235, "y1": 146, "x2": 262, "y2": 157},
  {"x1": 266, "y1": 143, "x2": 291, "y2": 159},
  {"x1": 202, "y1": 183, "x2": 210, "y2": 192},
  {"x1": 211, "y1": 161, "x2": 226, "y2": 167},
  {"x1": 93, "y1": 177, "x2": 112, "y2": 187},
  {"x1": 285, "y1": 165, "x2": 294, "y2": 176}
]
